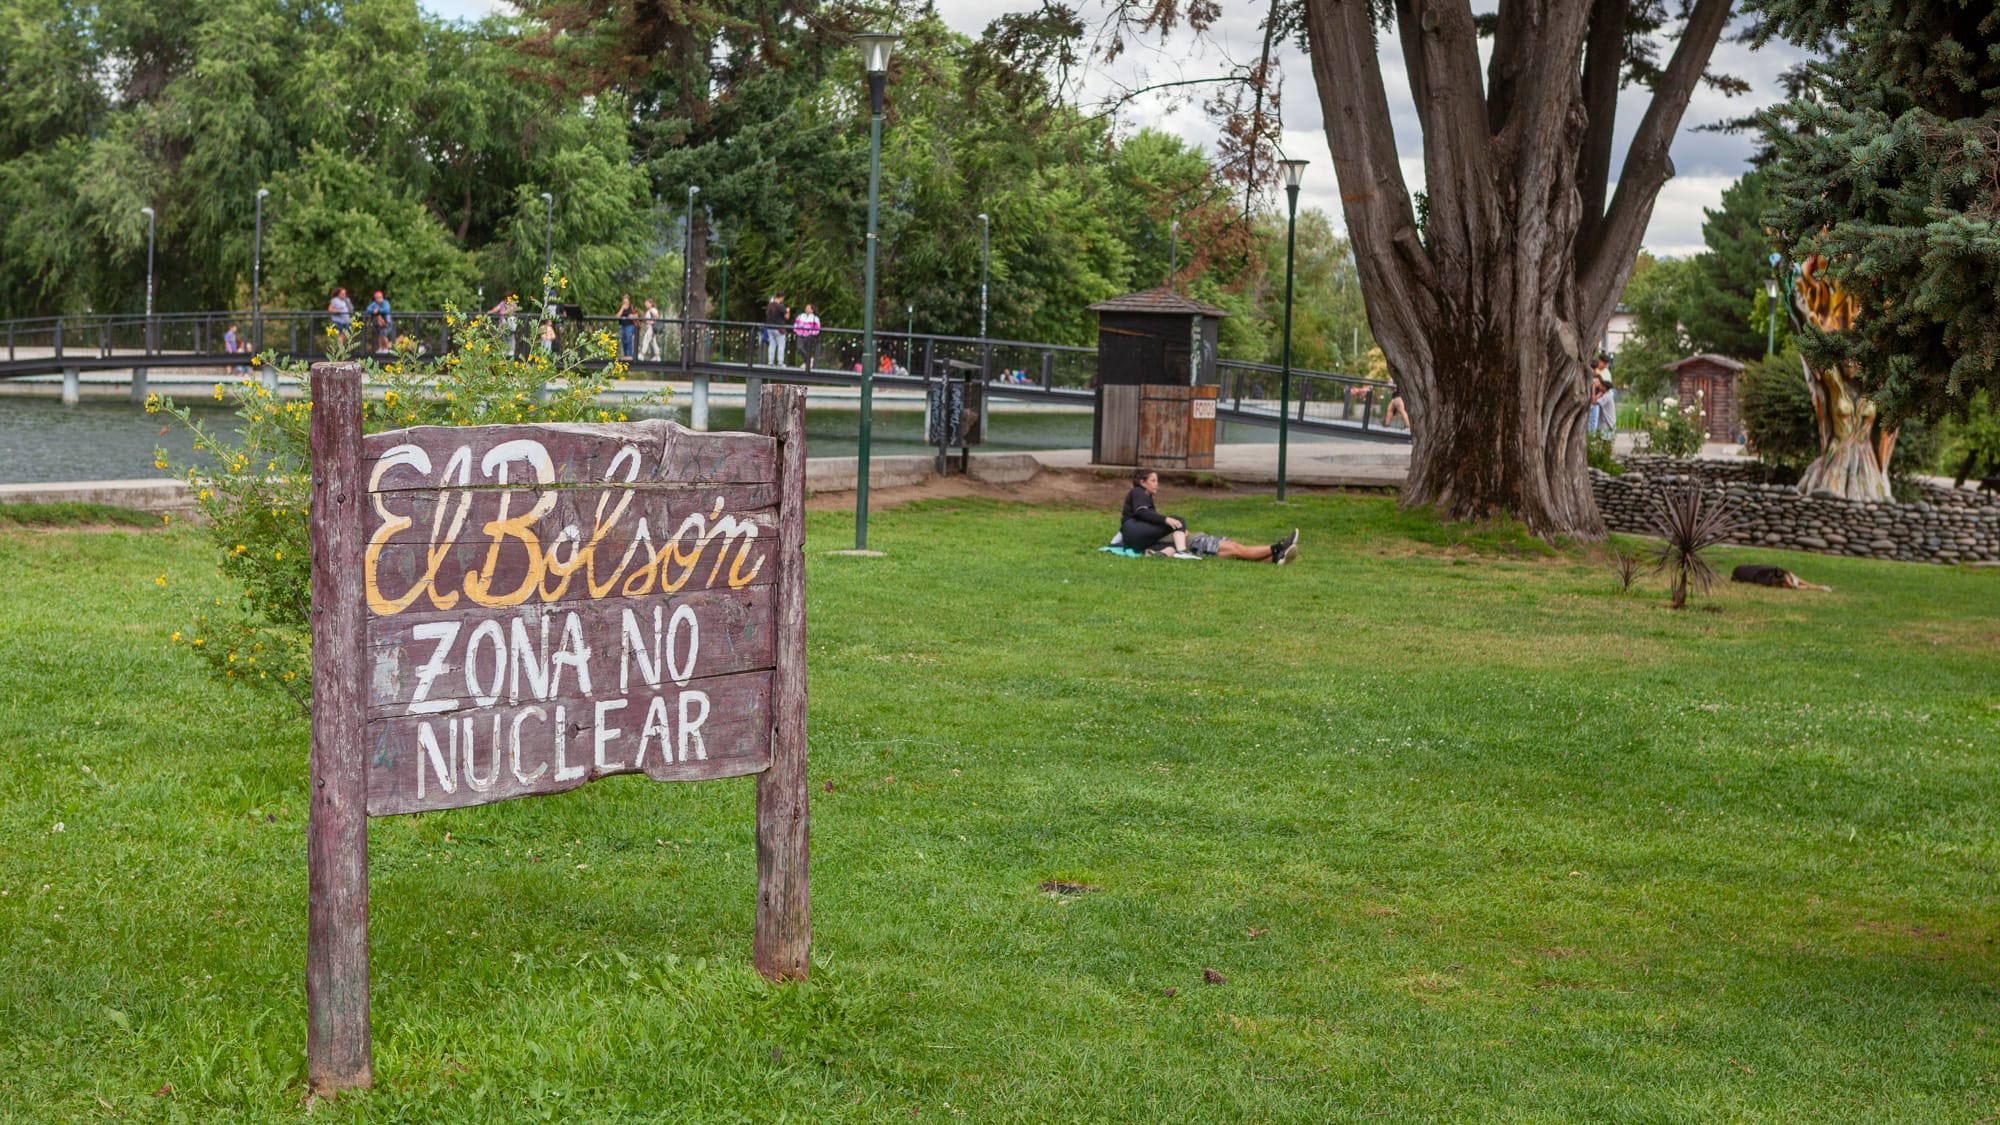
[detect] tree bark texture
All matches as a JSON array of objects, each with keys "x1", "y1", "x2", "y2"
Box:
[
  {"x1": 306, "y1": 362, "x2": 372, "y2": 1093},
  {"x1": 753, "y1": 384, "x2": 810, "y2": 981},
  {"x1": 1303, "y1": 0, "x2": 1733, "y2": 539},
  {"x1": 1792, "y1": 257, "x2": 1895, "y2": 500}
]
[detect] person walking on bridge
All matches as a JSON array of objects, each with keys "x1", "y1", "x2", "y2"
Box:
[
  {"x1": 486, "y1": 294, "x2": 518, "y2": 357},
  {"x1": 365, "y1": 290, "x2": 394, "y2": 353},
  {"x1": 327, "y1": 287, "x2": 354, "y2": 347},
  {"x1": 638, "y1": 298, "x2": 661, "y2": 361},
  {"x1": 793, "y1": 303, "x2": 821, "y2": 370},
  {"x1": 615, "y1": 294, "x2": 637, "y2": 360},
  {"x1": 763, "y1": 293, "x2": 789, "y2": 366}
]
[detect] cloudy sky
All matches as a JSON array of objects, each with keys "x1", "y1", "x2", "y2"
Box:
[{"x1": 424, "y1": 0, "x2": 1806, "y2": 257}]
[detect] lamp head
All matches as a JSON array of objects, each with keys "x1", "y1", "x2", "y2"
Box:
[
  {"x1": 1765, "y1": 278, "x2": 1779, "y2": 298},
  {"x1": 140, "y1": 206, "x2": 154, "y2": 217},
  {"x1": 1279, "y1": 159, "x2": 1308, "y2": 190},
  {"x1": 978, "y1": 212, "x2": 988, "y2": 224},
  {"x1": 540, "y1": 192, "x2": 553, "y2": 204},
  {"x1": 256, "y1": 188, "x2": 269, "y2": 200},
  {"x1": 855, "y1": 32, "x2": 899, "y2": 75}
]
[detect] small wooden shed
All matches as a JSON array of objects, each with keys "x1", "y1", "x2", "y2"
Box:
[
  {"x1": 1088, "y1": 288, "x2": 1229, "y2": 467},
  {"x1": 1663, "y1": 353, "x2": 1746, "y2": 442}
]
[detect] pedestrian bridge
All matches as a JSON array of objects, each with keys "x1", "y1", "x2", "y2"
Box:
[{"x1": 0, "y1": 309, "x2": 1410, "y2": 443}]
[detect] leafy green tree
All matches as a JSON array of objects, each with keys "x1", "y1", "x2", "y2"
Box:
[
  {"x1": 263, "y1": 145, "x2": 479, "y2": 310},
  {"x1": 1612, "y1": 253, "x2": 1698, "y2": 401},
  {"x1": 1253, "y1": 208, "x2": 1372, "y2": 372}
]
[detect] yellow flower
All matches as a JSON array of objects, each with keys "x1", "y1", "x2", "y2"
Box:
[
  {"x1": 192, "y1": 638, "x2": 205, "y2": 648},
  {"x1": 170, "y1": 631, "x2": 181, "y2": 642},
  {"x1": 162, "y1": 513, "x2": 171, "y2": 524},
  {"x1": 153, "y1": 459, "x2": 167, "y2": 470},
  {"x1": 213, "y1": 383, "x2": 224, "y2": 400},
  {"x1": 274, "y1": 550, "x2": 283, "y2": 561},
  {"x1": 155, "y1": 574, "x2": 167, "y2": 586}
]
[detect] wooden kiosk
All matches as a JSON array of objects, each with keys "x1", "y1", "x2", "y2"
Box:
[
  {"x1": 1088, "y1": 288, "x2": 1228, "y2": 469},
  {"x1": 1663, "y1": 353, "x2": 1746, "y2": 442}
]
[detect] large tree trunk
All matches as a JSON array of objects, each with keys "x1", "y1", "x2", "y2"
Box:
[
  {"x1": 1797, "y1": 357, "x2": 1895, "y2": 500},
  {"x1": 1401, "y1": 297, "x2": 1602, "y2": 536},
  {"x1": 1791, "y1": 257, "x2": 1894, "y2": 500},
  {"x1": 1303, "y1": 0, "x2": 1732, "y2": 541}
]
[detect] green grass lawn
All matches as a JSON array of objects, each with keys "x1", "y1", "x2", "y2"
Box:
[{"x1": 2, "y1": 491, "x2": 1996, "y2": 1122}]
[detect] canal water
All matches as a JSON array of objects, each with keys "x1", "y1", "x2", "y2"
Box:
[{"x1": 0, "y1": 391, "x2": 1327, "y2": 485}]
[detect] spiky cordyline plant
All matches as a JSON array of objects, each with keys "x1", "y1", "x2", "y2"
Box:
[
  {"x1": 1646, "y1": 487, "x2": 1741, "y2": 609},
  {"x1": 1615, "y1": 552, "x2": 1641, "y2": 592}
]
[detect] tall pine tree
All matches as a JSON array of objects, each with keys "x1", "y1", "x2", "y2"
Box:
[{"x1": 1754, "y1": 0, "x2": 2000, "y2": 427}]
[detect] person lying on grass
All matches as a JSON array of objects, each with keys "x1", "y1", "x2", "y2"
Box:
[{"x1": 1117, "y1": 468, "x2": 1299, "y2": 563}]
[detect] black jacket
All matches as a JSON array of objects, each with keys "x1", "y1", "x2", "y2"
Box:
[{"x1": 1122, "y1": 486, "x2": 1169, "y2": 529}]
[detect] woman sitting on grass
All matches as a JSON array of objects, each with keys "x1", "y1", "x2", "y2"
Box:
[{"x1": 1118, "y1": 469, "x2": 1299, "y2": 563}]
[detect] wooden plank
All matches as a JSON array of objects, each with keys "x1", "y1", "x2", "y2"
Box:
[
  {"x1": 755, "y1": 384, "x2": 811, "y2": 981},
  {"x1": 365, "y1": 588, "x2": 775, "y2": 714},
  {"x1": 365, "y1": 671, "x2": 772, "y2": 816},
  {"x1": 1139, "y1": 385, "x2": 1190, "y2": 466},
  {"x1": 306, "y1": 361, "x2": 372, "y2": 1092},
  {"x1": 364, "y1": 487, "x2": 777, "y2": 616},
  {"x1": 363, "y1": 419, "x2": 775, "y2": 491},
  {"x1": 1187, "y1": 386, "x2": 1217, "y2": 470},
  {"x1": 1100, "y1": 384, "x2": 1139, "y2": 464}
]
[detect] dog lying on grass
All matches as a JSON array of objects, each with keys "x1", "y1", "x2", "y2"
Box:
[{"x1": 1731, "y1": 564, "x2": 1832, "y2": 592}]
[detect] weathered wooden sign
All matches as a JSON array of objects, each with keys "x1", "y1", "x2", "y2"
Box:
[{"x1": 305, "y1": 363, "x2": 809, "y2": 1093}]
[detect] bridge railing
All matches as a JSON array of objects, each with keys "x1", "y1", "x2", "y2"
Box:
[
  {"x1": 1216, "y1": 360, "x2": 1399, "y2": 433},
  {"x1": 5, "y1": 311, "x2": 1399, "y2": 428}
]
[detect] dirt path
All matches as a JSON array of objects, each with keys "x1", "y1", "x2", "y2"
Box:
[{"x1": 804, "y1": 466, "x2": 1355, "y2": 513}]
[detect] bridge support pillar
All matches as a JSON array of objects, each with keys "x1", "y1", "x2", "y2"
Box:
[
  {"x1": 743, "y1": 377, "x2": 761, "y2": 432},
  {"x1": 62, "y1": 366, "x2": 80, "y2": 406},
  {"x1": 691, "y1": 374, "x2": 710, "y2": 431},
  {"x1": 131, "y1": 367, "x2": 148, "y2": 405},
  {"x1": 263, "y1": 365, "x2": 279, "y2": 397}
]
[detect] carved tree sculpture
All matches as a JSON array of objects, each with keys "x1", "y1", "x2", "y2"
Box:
[{"x1": 1791, "y1": 256, "x2": 1897, "y2": 500}]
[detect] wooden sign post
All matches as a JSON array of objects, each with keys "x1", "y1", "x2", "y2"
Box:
[{"x1": 305, "y1": 363, "x2": 809, "y2": 1094}]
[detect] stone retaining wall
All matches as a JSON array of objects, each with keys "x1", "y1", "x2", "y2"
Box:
[{"x1": 1592, "y1": 458, "x2": 2000, "y2": 566}]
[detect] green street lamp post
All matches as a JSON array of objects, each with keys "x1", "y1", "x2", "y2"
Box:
[
  {"x1": 681, "y1": 184, "x2": 699, "y2": 367},
  {"x1": 253, "y1": 188, "x2": 268, "y2": 352},
  {"x1": 1276, "y1": 159, "x2": 1307, "y2": 502},
  {"x1": 1765, "y1": 277, "x2": 1779, "y2": 356},
  {"x1": 540, "y1": 192, "x2": 554, "y2": 306},
  {"x1": 853, "y1": 31, "x2": 898, "y2": 551},
  {"x1": 140, "y1": 206, "x2": 155, "y2": 352}
]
